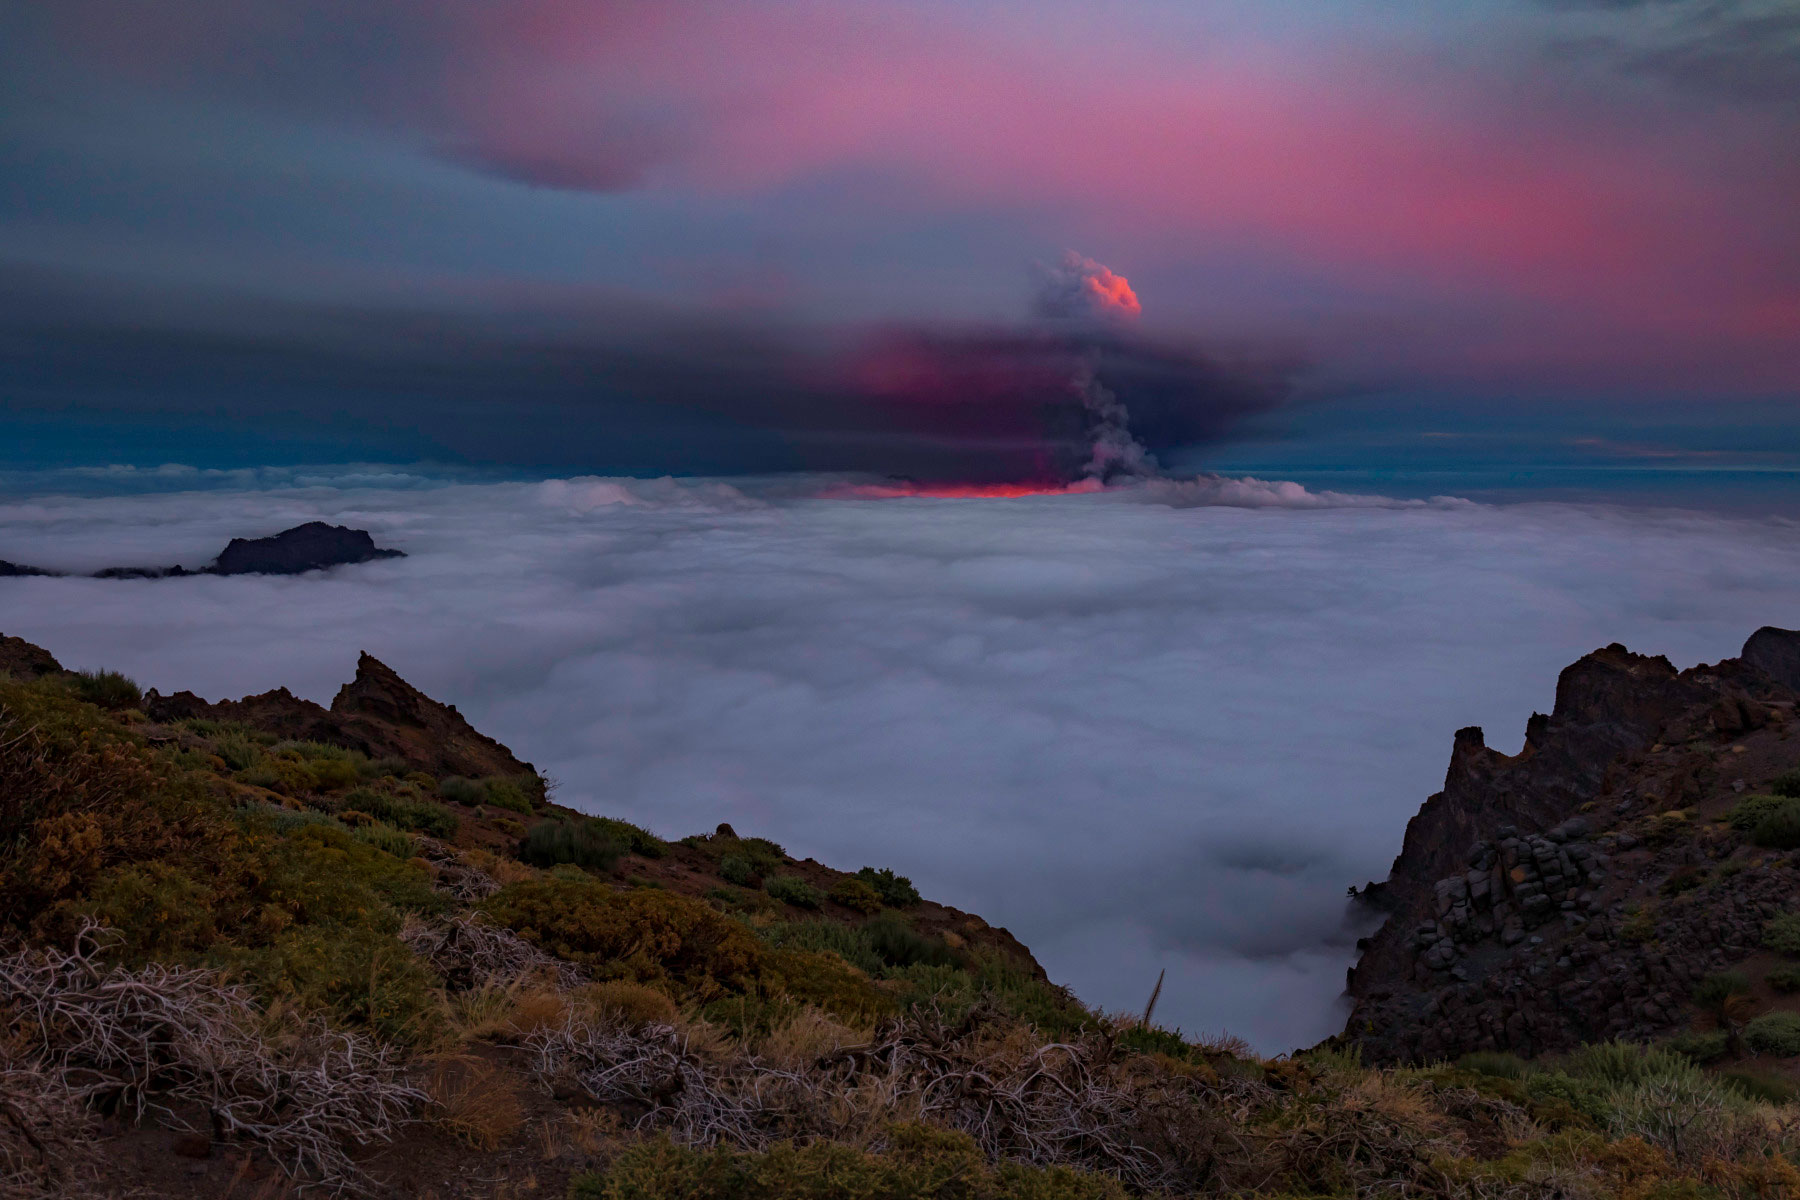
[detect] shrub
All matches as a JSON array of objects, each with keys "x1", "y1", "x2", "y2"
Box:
[
  {"x1": 1744, "y1": 1012, "x2": 1800, "y2": 1057},
  {"x1": 592, "y1": 816, "x2": 668, "y2": 858},
  {"x1": 830, "y1": 876, "x2": 883, "y2": 914},
  {"x1": 517, "y1": 819, "x2": 625, "y2": 873},
  {"x1": 212, "y1": 731, "x2": 266, "y2": 771},
  {"x1": 742, "y1": 836, "x2": 786, "y2": 862},
  {"x1": 344, "y1": 786, "x2": 459, "y2": 839},
  {"x1": 353, "y1": 822, "x2": 417, "y2": 858},
  {"x1": 69, "y1": 668, "x2": 142, "y2": 710},
  {"x1": 765, "y1": 874, "x2": 822, "y2": 909},
  {"x1": 236, "y1": 757, "x2": 319, "y2": 795},
  {"x1": 1665, "y1": 1029, "x2": 1730, "y2": 1064},
  {"x1": 1762, "y1": 913, "x2": 1800, "y2": 956},
  {"x1": 1772, "y1": 769, "x2": 1800, "y2": 799},
  {"x1": 1457, "y1": 1051, "x2": 1531, "y2": 1079},
  {"x1": 424, "y1": 1056, "x2": 525, "y2": 1150},
  {"x1": 1722, "y1": 1068, "x2": 1798, "y2": 1104},
  {"x1": 719, "y1": 854, "x2": 758, "y2": 886},
  {"x1": 580, "y1": 980, "x2": 679, "y2": 1027},
  {"x1": 1559, "y1": 1041, "x2": 1703, "y2": 1088},
  {"x1": 569, "y1": 1125, "x2": 1130, "y2": 1200},
  {"x1": 1692, "y1": 970, "x2": 1752, "y2": 1010},
  {"x1": 864, "y1": 911, "x2": 956, "y2": 969},
  {"x1": 1119, "y1": 1024, "x2": 1192, "y2": 1060},
  {"x1": 482, "y1": 875, "x2": 763, "y2": 997},
  {"x1": 889, "y1": 954, "x2": 1095, "y2": 1038},
  {"x1": 1768, "y1": 966, "x2": 1800, "y2": 993},
  {"x1": 305, "y1": 757, "x2": 362, "y2": 792},
  {"x1": 1522, "y1": 1070, "x2": 1609, "y2": 1124},
  {"x1": 1728, "y1": 793, "x2": 1792, "y2": 831},
  {"x1": 440, "y1": 775, "x2": 535, "y2": 814},
  {"x1": 857, "y1": 866, "x2": 921, "y2": 907},
  {"x1": 224, "y1": 922, "x2": 443, "y2": 1045},
  {"x1": 1753, "y1": 806, "x2": 1800, "y2": 850}
]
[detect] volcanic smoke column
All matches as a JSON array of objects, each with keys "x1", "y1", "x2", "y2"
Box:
[{"x1": 1037, "y1": 252, "x2": 1159, "y2": 483}]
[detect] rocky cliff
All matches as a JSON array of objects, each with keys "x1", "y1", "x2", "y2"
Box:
[{"x1": 1345, "y1": 626, "x2": 1800, "y2": 1063}]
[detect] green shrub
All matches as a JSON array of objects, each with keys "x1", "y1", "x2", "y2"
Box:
[
  {"x1": 719, "y1": 854, "x2": 758, "y2": 886},
  {"x1": 271, "y1": 740, "x2": 357, "y2": 762},
  {"x1": 1558, "y1": 1041, "x2": 1703, "y2": 1088},
  {"x1": 69, "y1": 668, "x2": 142, "y2": 710},
  {"x1": 483, "y1": 874, "x2": 762, "y2": 996},
  {"x1": 764, "y1": 874, "x2": 822, "y2": 909},
  {"x1": 1754, "y1": 806, "x2": 1800, "y2": 850},
  {"x1": 830, "y1": 876, "x2": 883, "y2": 914},
  {"x1": 1773, "y1": 770, "x2": 1800, "y2": 799},
  {"x1": 343, "y1": 786, "x2": 459, "y2": 839},
  {"x1": 223, "y1": 923, "x2": 441, "y2": 1045},
  {"x1": 742, "y1": 836, "x2": 786, "y2": 863},
  {"x1": 1664, "y1": 1029, "x2": 1730, "y2": 1064},
  {"x1": 1521, "y1": 1070, "x2": 1609, "y2": 1124},
  {"x1": 1457, "y1": 1051, "x2": 1531, "y2": 1079},
  {"x1": 889, "y1": 955, "x2": 1094, "y2": 1038},
  {"x1": 358, "y1": 755, "x2": 411, "y2": 780},
  {"x1": 1692, "y1": 970, "x2": 1752, "y2": 1009},
  {"x1": 305, "y1": 757, "x2": 362, "y2": 792},
  {"x1": 440, "y1": 775, "x2": 536, "y2": 814},
  {"x1": 1744, "y1": 1012, "x2": 1800, "y2": 1056},
  {"x1": 593, "y1": 816, "x2": 668, "y2": 858},
  {"x1": 353, "y1": 821, "x2": 417, "y2": 858},
  {"x1": 1119, "y1": 1024, "x2": 1192, "y2": 1060},
  {"x1": 864, "y1": 911, "x2": 956, "y2": 968},
  {"x1": 1722, "y1": 1068, "x2": 1798, "y2": 1104},
  {"x1": 518, "y1": 819, "x2": 625, "y2": 873},
  {"x1": 761, "y1": 920, "x2": 884, "y2": 976},
  {"x1": 1763, "y1": 913, "x2": 1800, "y2": 956},
  {"x1": 235, "y1": 757, "x2": 318, "y2": 795},
  {"x1": 569, "y1": 1127, "x2": 1130, "y2": 1200},
  {"x1": 1728, "y1": 793, "x2": 1792, "y2": 831},
  {"x1": 1768, "y1": 966, "x2": 1800, "y2": 993},
  {"x1": 212, "y1": 731, "x2": 266, "y2": 771},
  {"x1": 857, "y1": 866, "x2": 921, "y2": 907}
]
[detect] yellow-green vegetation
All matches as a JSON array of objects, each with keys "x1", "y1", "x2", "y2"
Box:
[
  {"x1": 857, "y1": 865, "x2": 922, "y2": 906},
  {"x1": 440, "y1": 773, "x2": 539, "y2": 813},
  {"x1": 570, "y1": 1126, "x2": 1130, "y2": 1200},
  {"x1": 763, "y1": 873, "x2": 822, "y2": 908},
  {"x1": 519, "y1": 817, "x2": 628, "y2": 872}
]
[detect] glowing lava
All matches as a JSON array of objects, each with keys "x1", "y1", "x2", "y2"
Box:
[{"x1": 823, "y1": 479, "x2": 1107, "y2": 500}]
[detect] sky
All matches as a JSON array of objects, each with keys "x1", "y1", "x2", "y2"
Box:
[{"x1": 2, "y1": 0, "x2": 1796, "y2": 486}]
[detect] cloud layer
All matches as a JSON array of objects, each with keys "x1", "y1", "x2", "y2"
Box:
[{"x1": 4, "y1": 474, "x2": 1800, "y2": 1049}]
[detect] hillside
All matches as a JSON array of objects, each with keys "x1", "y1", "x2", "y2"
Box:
[{"x1": 6, "y1": 631, "x2": 1800, "y2": 1198}]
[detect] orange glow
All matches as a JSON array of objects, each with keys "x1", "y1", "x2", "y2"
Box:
[
  {"x1": 823, "y1": 479, "x2": 1107, "y2": 499},
  {"x1": 1083, "y1": 267, "x2": 1141, "y2": 318}
]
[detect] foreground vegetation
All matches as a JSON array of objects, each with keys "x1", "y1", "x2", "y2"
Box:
[{"x1": 6, "y1": 661, "x2": 1800, "y2": 1198}]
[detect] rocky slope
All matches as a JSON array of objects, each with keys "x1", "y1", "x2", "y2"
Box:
[{"x1": 1345, "y1": 626, "x2": 1800, "y2": 1063}]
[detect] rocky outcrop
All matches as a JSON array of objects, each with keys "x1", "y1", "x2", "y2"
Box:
[
  {"x1": 1344, "y1": 626, "x2": 1800, "y2": 1063},
  {"x1": 5, "y1": 522, "x2": 403, "y2": 579},
  {"x1": 146, "y1": 653, "x2": 537, "y2": 785},
  {"x1": 0, "y1": 561, "x2": 61, "y2": 578},
  {"x1": 0, "y1": 633, "x2": 63, "y2": 679},
  {"x1": 211, "y1": 522, "x2": 404, "y2": 576}
]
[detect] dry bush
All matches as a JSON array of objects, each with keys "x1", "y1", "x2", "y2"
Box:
[
  {"x1": 411, "y1": 839, "x2": 502, "y2": 901},
  {"x1": 400, "y1": 913, "x2": 584, "y2": 993},
  {"x1": 577, "y1": 980, "x2": 678, "y2": 1029},
  {"x1": 505, "y1": 987, "x2": 571, "y2": 1037},
  {"x1": 0, "y1": 927, "x2": 422, "y2": 1193},
  {"x1": 756, "y1": 1007, "x2": 867, "y2": 1070},
  {"x1": 0, "y1": 1052, "x2": 98, "y2": 1200},
  {"x1": 423, "y1": 1055, "x2": 526, "y2": 1151}
]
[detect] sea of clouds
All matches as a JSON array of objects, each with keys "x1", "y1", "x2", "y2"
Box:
[{"x1": 4, "y1": 469, "x2": 1799, "y2": 1051}]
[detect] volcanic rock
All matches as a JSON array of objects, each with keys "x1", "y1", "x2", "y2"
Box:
[
  {"x1": 0, "y1": 633, "x2": 63, "y2": 679},
  {"x1": 211, "y1": 521, "x2": 403, "y2": 576}
]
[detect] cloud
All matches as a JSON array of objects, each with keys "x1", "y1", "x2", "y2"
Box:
[
  {"x1": 1035, "y1": 252, "x2": 1142, "y2": 323},
  {"x1": 5, "y1": 471, "x2": 1800, "y2": 1050}
]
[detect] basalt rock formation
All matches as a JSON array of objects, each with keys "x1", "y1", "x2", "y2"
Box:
[
  {"x1": 1344, "y1": 626, "x2": 1800, "y2": 1063},
  {"x1": 2, "y1": 520, "x2": 403, "y2": 579}
]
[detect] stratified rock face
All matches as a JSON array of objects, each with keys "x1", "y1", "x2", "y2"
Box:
[
  {"x1": 146, "y1": 652, "x2": 536, "y2": 785},
  {"x1": 0, "y1": 633, "x2": 63, "y2": 679},
  {"x1": 1343, "y1": 630, "x2": 1800, "y2": 1064},
  {"x1": 211, "y1": 522, "x2": 404, "y2": 576}
]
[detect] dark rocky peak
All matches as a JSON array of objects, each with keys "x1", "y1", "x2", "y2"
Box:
[
  {"x1": 0, "y1": 561, "x2": 61, "y2": 578},
  {"x1": 212, "y1": 522, "x2": 403, "y2": 576},
  {"x1": 0, "y1": 633, "x2": 62, "y2": 679},
  {"x1": 1743, "y1": 625, "x2": 1800, "y2": 692}
]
